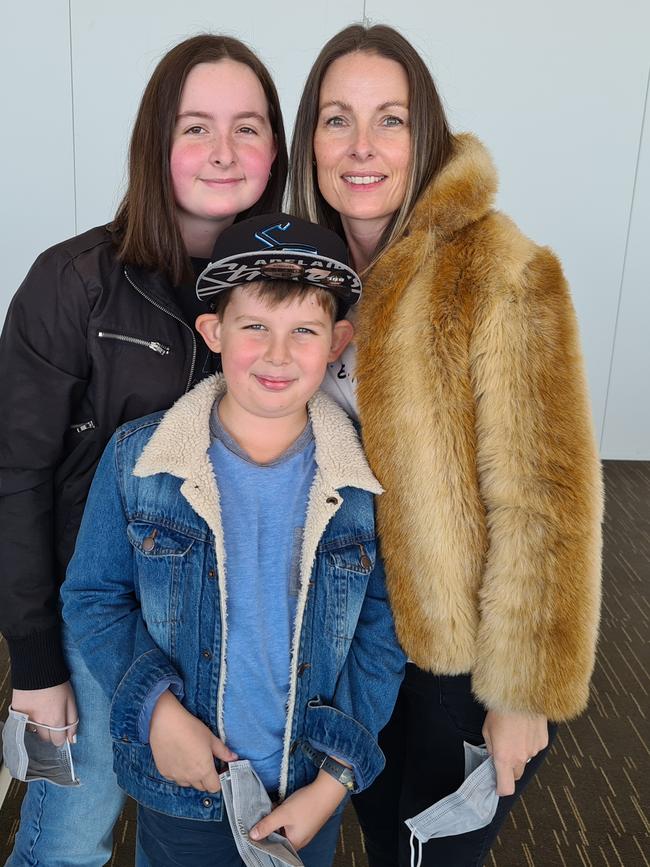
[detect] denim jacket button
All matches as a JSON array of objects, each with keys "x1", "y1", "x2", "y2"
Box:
[
  {"x1": 297, "y1": 662, "x2": 311, "y2": 677},
  {"x1": 326, "y1": 496, "x2": 338, "y2": 505},
  {"x1": 121, "y1": 736, "x2": 129, "y2": 743},
  {"x1": 360, "y1": 554, "x2": 372, "y2": 570},
  {"x1": 208, "y1": 569, "x2": 215, "y2": 578},
  {"x1": 201, "y1": 649, "x2": 212, "y2": 660},
  {"x1": 141, "y1": 528, "x2": 157, "y2": 552},
  {"x1": 202, "y1": 797, "x2": 212, "y2": 808},
  {"x1": 289, "y1": 740, "x2": 299, "y2": 755}
]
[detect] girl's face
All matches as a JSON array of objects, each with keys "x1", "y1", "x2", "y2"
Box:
[
  {"x1": 170, "y1": 59, "x2": 276, "y2": 253},
  {"x1": 313, "y1": 52, "x2": 411, "y2": 240}
]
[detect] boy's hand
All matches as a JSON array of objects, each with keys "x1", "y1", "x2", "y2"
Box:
[
  {"x1": 149, "y1": 690, "x2": 237, "y2": 792},
  {"x1": 250, "y1": 770, "x2": 347, "y2": 850}
]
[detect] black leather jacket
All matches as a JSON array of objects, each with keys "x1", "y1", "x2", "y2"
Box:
[{"x1": 0, "y1": 225, "x2": 211, "y2": 689}]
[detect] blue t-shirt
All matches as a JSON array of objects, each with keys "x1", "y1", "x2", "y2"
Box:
[{"x1": 208, "y1": 402, "x2": 316, "y2": 792}]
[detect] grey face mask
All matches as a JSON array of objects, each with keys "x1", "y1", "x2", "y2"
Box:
[
  {"x1": 1, "y1": 709, "x2": 80, "y2": 787},
  {"x1": 405, "y1": 743, "x2": 498, "y2": 867},
  {"x1": 219, "y1": 760, "x2": 303, "y2": 867}
]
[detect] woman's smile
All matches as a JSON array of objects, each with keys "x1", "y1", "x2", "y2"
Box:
[{"x1": 313, "y1": 52, "x2": 411, "y2": 241}]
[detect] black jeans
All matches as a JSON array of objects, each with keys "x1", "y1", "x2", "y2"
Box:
[{"x1": 353, "y1": 665, "x2": 557, "y2": 867}]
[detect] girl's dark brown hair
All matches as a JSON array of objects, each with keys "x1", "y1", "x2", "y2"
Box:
[
  {"x1": 112, "y1": 34, "x2": 288, "y2": 286},
  {"x1": 289, "y1": 24, "x2": 453, "y2": 270}
]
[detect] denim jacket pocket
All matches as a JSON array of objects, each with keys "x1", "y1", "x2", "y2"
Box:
[
  {"x1": 322, "y1": 538, "x2": 377, "y2": 641},
  {"x1": 127, "y1": 521, "x2": 197, "y2": 654}
]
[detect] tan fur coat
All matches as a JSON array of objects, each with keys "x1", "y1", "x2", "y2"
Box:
[{"x1": 355, "y1": 133, "x2": 603, "y2": 721}]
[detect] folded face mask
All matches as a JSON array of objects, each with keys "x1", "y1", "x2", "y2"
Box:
[
  {"x1": 1, "y1": 709, "x2": 80, "y2": 787},
  {"x1": 220, "y1": 760, "x2": 303, "y2": 867},
  {"x1": 405, "y1": 743, "x2": 498, "y2": 867}
]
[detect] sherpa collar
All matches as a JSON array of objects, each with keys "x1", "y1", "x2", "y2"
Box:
[{"x1": 133, "y1": 374, "x2": 382, "y2": 495}]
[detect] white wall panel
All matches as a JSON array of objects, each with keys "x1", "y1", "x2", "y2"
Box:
[
  {"x1": 601, "y1": 76, "x2": 650, "y2": 459},
  {"x1": 69, "y1": 0, "x2": 363, "y2": 231},
  {"x1": 2, "y1": 2, "x2": 648, "y2": 456},
  {"x1": 365, "y1": 0, "x2": 650, "y2": 445},
  {"x1": 0, "y1": 2, "x2": 75, "y2": 324}
]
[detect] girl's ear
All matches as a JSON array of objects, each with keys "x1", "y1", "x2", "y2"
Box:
[{"x1": 195, "y1": 313, "x2": 222, "y2": 353}]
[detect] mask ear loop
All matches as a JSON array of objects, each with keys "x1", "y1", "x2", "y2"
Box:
[
  {"x1": 9, "y1": 708, "x2": 80, "y2": 733},
  {"x1": 25, "y1": 720, "x2": 79, "y2": 731},
  {"x1": 409, "y1": 829, "x2": 423, "y2": 867}
]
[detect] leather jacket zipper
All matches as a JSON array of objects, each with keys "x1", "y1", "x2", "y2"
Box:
[
  {"x1": 123, "y1": 268, "x2": 197, "y2": 393},
  {"x1": 97, "y1": 331, "x2": 170, "y2": 356}
]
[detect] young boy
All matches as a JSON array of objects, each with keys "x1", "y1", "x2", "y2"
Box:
[{"x1": 61, "y1": 214, "x2": 405, "y2": 866}]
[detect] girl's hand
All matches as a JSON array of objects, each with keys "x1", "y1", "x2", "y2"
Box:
[
  {"x1": 250, "y1": 770, "x2": 347, "y2": 850},
  {"x1": 12, "y1": 683, "x2": 79, "y2": 746},
  {"x1": 482, "y1": 709, "x2": 548, "y2": 796},
  {"x1": 149, "y1": 690, "x2": 237, "y2": 792}
]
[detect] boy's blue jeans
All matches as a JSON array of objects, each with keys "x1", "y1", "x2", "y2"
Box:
[
  {"x1": 136, "y1": 800, "x2": 346, "y2": 867},
  {"x1": 6, "y1": 627, "x2": 126, "y2": 867}
]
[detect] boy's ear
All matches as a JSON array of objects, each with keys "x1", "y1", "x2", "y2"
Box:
[
  {"x1": 328, "y1": 319, "x2": 354, "y2": 362},
  {"x1": 195, "y1": 313, "x2": 222, "y2": 353}
]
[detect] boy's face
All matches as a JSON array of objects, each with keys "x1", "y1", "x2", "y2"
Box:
[{"x1": 196, "y1": 286, "x2": 353, "y2": 425}]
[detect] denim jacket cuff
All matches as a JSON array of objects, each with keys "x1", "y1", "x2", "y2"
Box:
[
  {"x1": 304, "y1": 698, "x2": 385, "y2": 792},
  {"x1": 137, "y1": 677, "x2": 184, "y2": 743},
  {"x1": 109, "y1": 647, "x2": 184, "y2": 745}
]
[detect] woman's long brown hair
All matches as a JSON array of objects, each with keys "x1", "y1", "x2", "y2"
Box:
[{"x1": 289, "y1": 24, "x2": 453, "y2": 271}]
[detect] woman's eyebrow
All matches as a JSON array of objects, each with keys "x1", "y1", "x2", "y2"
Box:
[
  {"x1": 377, "y1": 101, "x2": 408, "y2": 111},
  {"x1": 318, "y1": 100, "x2": 408, "y2": 113},
  {"x1": 319, "y1": 100, "x2": 353, "y2": 113}
]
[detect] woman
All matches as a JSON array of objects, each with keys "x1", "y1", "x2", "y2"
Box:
[
  {"x1": 0, "y1": 33, "x2": 286, "y2": 866},
  {"x1": 290, "y1": 23, "x2": 602, "y2": 867}
]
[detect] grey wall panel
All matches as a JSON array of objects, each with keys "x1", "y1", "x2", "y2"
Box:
[
  {"x1": 601, "y1": 73, "x2": 650, "y2": 459},
  {"x1": 69, "y1": 0, "x2": 363, "y2": 232},
  {"x1": 0, "y1": 3, "x2": 75, "y2": 324},
  {"x1": 365, "y1": 0, "x2": 650, "y2": 446}
]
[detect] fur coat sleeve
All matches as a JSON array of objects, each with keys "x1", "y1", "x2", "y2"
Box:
[{"x1": 355, "y1": 134, "x2": 603, "y2": 721}]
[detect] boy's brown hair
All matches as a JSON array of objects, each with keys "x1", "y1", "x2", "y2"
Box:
[{"x1": 212, "y1": 280, "x2": 339, "y2": 323}]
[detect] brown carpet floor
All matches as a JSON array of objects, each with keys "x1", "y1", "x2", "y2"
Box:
[{"x1": 1, "y1": 460, "x2": 648, "y2": 866}]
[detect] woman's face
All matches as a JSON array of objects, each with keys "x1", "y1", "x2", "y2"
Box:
[
  {"x1": 170, "y1": 59, "x2": 276, "y2": 250},
  {"x1": 313, "y1": 52, "x2": 411, "y2": 237}
]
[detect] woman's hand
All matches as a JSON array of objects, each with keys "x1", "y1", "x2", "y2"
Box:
[
  {"x1": 149, "y1": 690, "x2": 237, "y2": 792},
  {"x1": 482, "y1": 709, "x2": 548, "y2": 796},
  {"x1": 12, "y1": 683, "x2": 79, "y2": 746},
  {"x1": 250, "y1": 770, "x2": 347, "y2": 850}
]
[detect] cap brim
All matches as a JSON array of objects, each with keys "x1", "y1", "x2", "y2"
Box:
[{"x1": 196, "y1": 250, "x2": 361, "y2": 308}]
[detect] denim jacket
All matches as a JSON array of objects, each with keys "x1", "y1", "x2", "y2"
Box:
[{"x1": 62, "y1": 375, "x2": 405, "y2": 820}]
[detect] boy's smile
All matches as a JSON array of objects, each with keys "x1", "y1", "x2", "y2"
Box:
[
  {"x1": 197, "y1": 285, "x2": 353, "y2": 452},
  {"x1": 254, "y1": 373, "x2": 297, "y2": 391}
]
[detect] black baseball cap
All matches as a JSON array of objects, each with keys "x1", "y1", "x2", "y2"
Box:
[{"x1": 195, "y1": 213, "x2": 361, "y2": 315}]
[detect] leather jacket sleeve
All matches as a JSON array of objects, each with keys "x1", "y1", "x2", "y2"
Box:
[{"x1": 0, "y1": 246, "x2": 92, "y2": 689}]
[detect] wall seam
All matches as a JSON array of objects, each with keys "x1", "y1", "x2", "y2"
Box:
[
  {"x1": 600, "y1": 61, "x2": 650, "y2": 454},
  {"x1": 68, "y1": 0, "x2": 78, "y2": 234}
]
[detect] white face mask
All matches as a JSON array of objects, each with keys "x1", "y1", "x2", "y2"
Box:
[
  {"x1": 405, "y1": 743, "x2": 499, "y2": 867},
  {"x1": 2, "y1": 709, "x2": 80, "y2": 787},
  {"x1": 219, "y1": 760, "x2": 303, "y2": 867}
]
